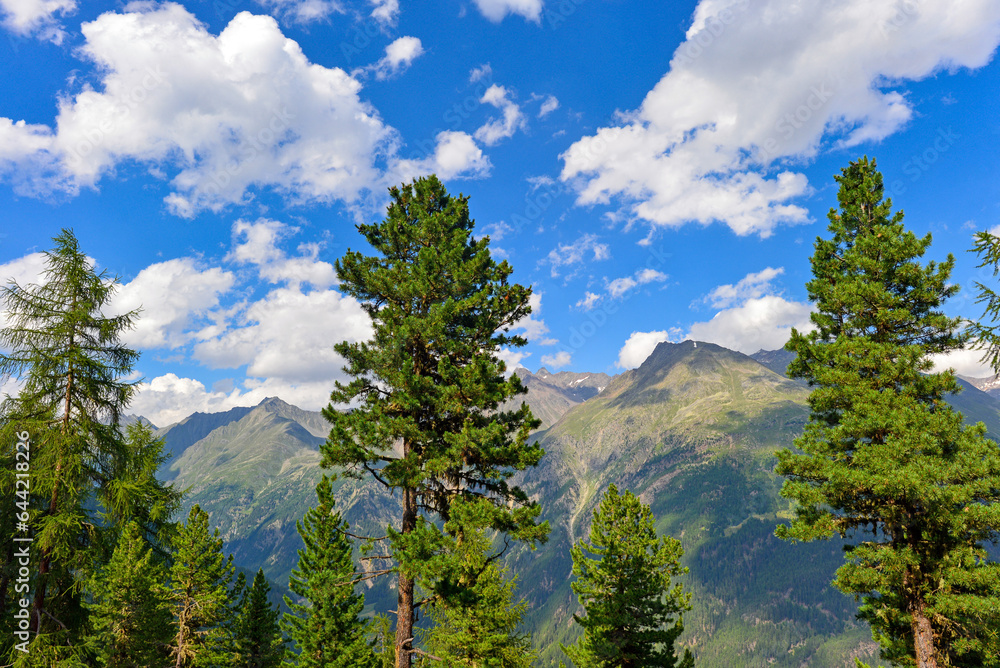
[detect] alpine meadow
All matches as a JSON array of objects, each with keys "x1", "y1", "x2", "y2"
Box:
[{"x1": 3, "y1": 2, "x2": 1000, "y2": 668}]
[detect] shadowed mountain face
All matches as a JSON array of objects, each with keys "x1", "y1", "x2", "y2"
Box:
[{"x1": 151, "y1": 342, "x2": 1000, "y2": 668}]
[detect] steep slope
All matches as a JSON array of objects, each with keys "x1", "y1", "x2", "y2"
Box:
[
  {"x1": 509, "y1": 368, "x2": 613, "y2": 429},
  {"x1": 513, "y1": 341, "x2": 886, "y2": 667}
]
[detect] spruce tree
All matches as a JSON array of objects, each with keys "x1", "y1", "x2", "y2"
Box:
[
  {"x1": 0, "y1": 228, "x2": 176, "y2": 663},
  {"x1": 281, "y1": 475, "x2": 374, "y2": 668},
  {"x1": 85, "y1": 520, "x2": 172, "y2": 667},
  {"x1": 233, "y1": 569, "x2": 283, "y2": 668},
  {"x1": 321, "y1": 175, "x2": 548, "y2": 668},
  {"x1": 776, "y1": 157, "x2": 1000, "y2": 668},
  {"x1": 562, "y1": 484, "x2": 693, "y2": 668},
  {"x1": 167, "y1": 505, "x2": 237, "y2": 668}
]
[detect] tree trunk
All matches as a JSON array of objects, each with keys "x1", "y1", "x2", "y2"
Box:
[
  {"x1": 395, "y1": 484, "x2": 417, "y2": 668},
  {"x1": 911, "y1": 603, "x2": 938, "y2": 668}
]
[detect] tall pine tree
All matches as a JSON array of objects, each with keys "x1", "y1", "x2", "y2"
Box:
[
  {"x1": 167, "y1": 505, "x2": 236, "y2": 668},
  {"x1": 776, "y1": 157, "x2": 1000, "y2": 668},
  {"x1": 233, "y1": 569, "x2": 283, "y2": 668},
  {"x1": 562, "y1": 484, "x2": 693, "y2": 668},
  {"x1": 322, "y1": 175, "x2": 548, "y2": 668},
  {"x1": 85, "y1": 520, "x2": 172, "y2": 667},
  {"x1": 281, "y1": 475, "x2": 374, "y2": 668}
]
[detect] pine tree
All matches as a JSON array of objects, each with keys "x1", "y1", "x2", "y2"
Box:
[
  {"x1": 562, "y1": 484, "x2": 693, "y2": 668},
  {"x1": 233, "y1": 569, "x2": 283, "y2": 668},
  {"x1": 321, "y1": 175, "x2": 548, "y2": 668},
  {"x1": 421, "y1": 500, "x2": 536, "y2": 668},
  {"x1": 0, "y1": 228, "x2": 177, "y2": 663},
  {"x1": 167, "y1": 505, "x2": 237, "y2": 668},
  {"x1": 281, "y1": 475, "x2": 374, "y2": 668},
  {"x1": 776, "y1": 157, "x2": 1000, "y2": 668},
  {"x1": 85, "y1": 520, "x2": 172, "y2": 667}
]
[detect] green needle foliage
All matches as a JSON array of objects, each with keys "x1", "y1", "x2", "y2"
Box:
[
  {"x1": 776, "y1": 157, "x2": 1000, "y2": 667},
  {"x1": 281, "y1": 475, "x2": 374, "y2": 668},
  {"x1": 168, "y1": 505, "x2": 237, "y2": 668},
  {"x1": 563, "y1": 484, "x2": 693, "y2": 668},
  {"x1": 85, "y1": 520, "x2": 172, "y2": 667},
  {"x1": 233, "y1": 569, "x2": 284, "y2": 668},
  {"x1": 421, "y1": 498, "x2": 537, "y2": 668},
  {"x1": 0, "y1": 228, "x2": 175, "y2": 663},
  {"x1": 321, "y1": 175, "x2": 548, "y2": 668}
]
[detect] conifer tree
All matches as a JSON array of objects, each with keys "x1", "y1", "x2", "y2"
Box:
[
  {"x1": 281, "y1": 475, "x2": 374, "y2": 668},
  {"x1": 776, "y1": 157, "x2": 1000, "y2": 668},
  {"x1": 167, "y1": 505, "x2": 236, "y2": 668},
  {"x1": 322, "y1": 175, "x2": 548, "y2": 668},
  {"x1": 0, "y1": 228, "x2": 176, "y2": 663},
  {"x1": 85, "y1": 521, "x2": 172, "y2": 667},
  {"x1": 233, "y1": 569, "x2": 283, "y2": 668},
  {"x1": 562, "y1": 484, "x2": 693, "y2": 668},
  {"x1": 421, "y1": 500, "x2": 536, "y2": 668}
]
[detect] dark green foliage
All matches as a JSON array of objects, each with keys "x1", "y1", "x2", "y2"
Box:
[
  {"x1": 776, "y1": 157, "x2": 1000, "y2": 666},
  {"x1": 421, "y1": 499, "x2": 536, "y2": 667},
  {"x1": 233, "y1": 569, "x2": 283, "y2": 668},
  {"x1": 968, "y1": 229, "x2": 1000, "y2": 371},
  {"x1": 321, "y1": 175, "x2": 548, "y2": 666},
  {"x1": 0, "y1": 228, "x2": 176, "y2": 664},
  {"x1": 563, "y1": 484, "x2": 693, "y2": 668},
  {"x1": 168, "y1": 504, "x2": 236, "y2": 667},
  {"x1": 281, "y1": 475, "x2": 374, "y2": 668},
  {"x1": 85, "y1": 521, "x2": 172, "y2": 667}
]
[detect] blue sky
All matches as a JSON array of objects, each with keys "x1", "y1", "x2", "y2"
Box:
[{"x1": 2, "y1": 0, "x2": 1000, "y2": 425}]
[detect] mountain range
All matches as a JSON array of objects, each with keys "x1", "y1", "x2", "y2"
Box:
[{"x1": 145, "y1": 341, "x2": 1000, "y2": 667}]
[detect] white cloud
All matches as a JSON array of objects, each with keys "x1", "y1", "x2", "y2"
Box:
[
  {"x1": 703, "y1": 266, "x2": 783, "y2": 309},
  {"x1": 257, "y1": 0, "x2": 341, "y2": 23},
  {"x1": 0, "y1": 0, "x2": 76, "y2": 42},
  {"x1": 606, "y1": 267, "x2": 667, "y2": 299},
  {"x1": 391, "y1": 130, "x2": 491, "y2": 182},
  {"x1": 538, "y1": 94, "x2": 559, "y2": 118},
  {"x1": 472, "y1": 0, "x2": 543, "y2": 23},
  {"x1": 511, "y1": 292, "x2": 557, "y2": 345},
  {"x1": 0, "y1": 5, "x2": 496, "y2": 217},
  {"x1": 469, "y1": 64, "x2": 493, "y2": 83},
  {"x1": 561, "y1": 0, "x2": 1000, "y2": 237},
  {"x1": 474, "y1": 84, "x2": 526, "y2": 146},
  {"x1": 617, "y1": 330, "x2": 675, "y2": 369},
  {"x1": 373, "y1": 36, "x2": 424, "y2": 80},
  {"x1": 112, "y1": 259, "x2": 235, "y2": 349},
  {"x1": 576, "y1": 291, "x2": 601, "y2": 310},
  {"x1": 540, "y1": 350, "x2": 571, "y2": 369},
  {"x1": 541, "y1": 233, "x2": 610, "y2": 278},
  {"x1": 931, "y1": 346, "x2": 996, "y2": 379},
  {"x1": 687, "y1": 295, "x2": 814, "y2": 354},
  {"x1": 229, "y1": 219, "x2": 337, "y2": 288},
  {"x1": 496, "y1": 347, "x2": 530, "y2": 375},
  {"x1": 370, "y1": 0, "x2": 399, "y2": 25},
  {"x1": 0, "y1": 252, "x2": 48, "y2": 330}
]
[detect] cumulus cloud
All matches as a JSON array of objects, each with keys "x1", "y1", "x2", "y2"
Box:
[
  {"x1": 472, "y1": 0, "x2": 543, "y2": 23},
  {"x1": 370, "y1": 0, "x2": 399, "y2": 25},
  {"x1": 931, "y1": 346, "x2": 996, "y2": 379},
  {"x1": 391, "y1": 130, "x2": 491, "y2": 182},
  {"x1": 687, "y1": 294, "x2": 814, "y2": 354},
  {"x1": 617, "y1": 330, "x2": 676, "y2": 369},
  {"x1": 511, "y1": 292, "x2": 557, "y2": 345},
  {"x1": 540, "y1": 350, "x2": 571, "y2": 369},
  {"x1": 0, "y1": 5, "x2": 491, "y2": 217},
  {"x1": 0, "y1": 252, "x2": 48, "y2": 329},
  {"x1": 112, "y1": 259, "x2": 235, "y2": 350},
  {"x1": 702, "y1": 266, "x2": 783, "y2": 309},
  {"x1": 372, "y1": 36, "x2": 424, "y2": 80},
  {"x1": 561, "y1": 0, "x2": 1000, "y2": 237},
  {"x1": 606, "y1": 267, "x2": 667, "y2": 299},
  {"x1": 474, "y1": 84, "x2": 526, "y2": 146},
  {"x1": 229, "y1": 219, "x2": 338, "y2": 288},
  {"x1": 0, "y1": 0, "x2": 76, "y2": 42},
  {"x1": 541, "y1": 233, "x2": 611, "y2": 278}
]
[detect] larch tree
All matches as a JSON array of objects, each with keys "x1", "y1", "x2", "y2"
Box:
[
  {"x1": 0, "y1": 228, "x2": 176, "y2": 662},
  {"x1": 776, "y1": 157, "x2": 1000, "y2": 668},
  {"x1": 321, "y1": 175, "x2": 548, "y2": 668},
  {"x1": 562, "y1": 484, "x2": 693, "y2": 668},
  {"x1": 281, "y1": 475, "x2": 374, "y2": 668}
]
